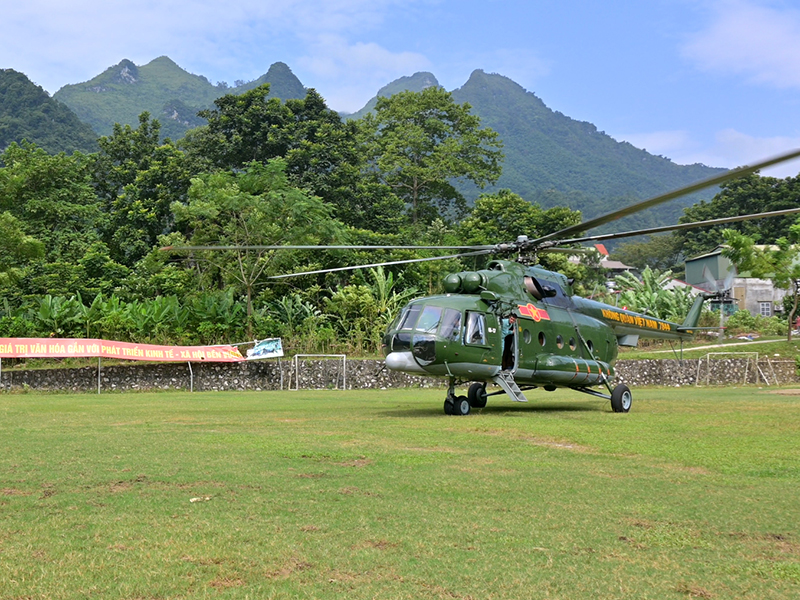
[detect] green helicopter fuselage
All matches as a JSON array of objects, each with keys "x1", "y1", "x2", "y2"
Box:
[{"x1": 381, "y1": 259, "x2": 700, "y2": 389}]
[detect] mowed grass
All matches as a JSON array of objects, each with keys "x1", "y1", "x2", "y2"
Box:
[{"x1": 1, "y1": 387, "x2": 799, "y2": 599}]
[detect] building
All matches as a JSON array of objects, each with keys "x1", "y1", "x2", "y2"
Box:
[{"x1": 684, "y1": 246, "x2": 788, "y2": 317}]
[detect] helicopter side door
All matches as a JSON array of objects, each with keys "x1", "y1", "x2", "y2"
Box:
[{"x1": 463, "y1": 310, "x2": 502, "y2": 369}]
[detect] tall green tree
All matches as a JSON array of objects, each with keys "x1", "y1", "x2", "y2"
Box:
[
  {"x1": 0, "y1": 142, "x2": 101, "y2": 262},
  {"x1": 611, "y1": 234, "x2": 685, "y2": 272},
  {"x1": 0, "y1": 211, "x2": 44, "y2": 286},
  {"x1": 93, "y1": 113, "x2": 192, "y2": 266},
  {"x1": 722, "y1": 222, "x2": 800, "y2": 341},
  {"x1": 183, "y1": 86, "x2": 386, "y2": 229},
  {"x1": 678, "y1": 172, "x2": 800, "y2": 258},
  {"x1": 172, "y1": 159, "x2": 346, "y2": 332},
  {"x1": 360, "y1": 87, "x2": 503, "y2": 224}
]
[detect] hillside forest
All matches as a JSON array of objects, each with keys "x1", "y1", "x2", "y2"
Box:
[{"x1": 2, "y1": 84, "x2": 799, "y2": 355}]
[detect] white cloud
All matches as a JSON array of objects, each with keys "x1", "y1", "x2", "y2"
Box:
[
  {"x1": 296, "y1": 34, "x2": 431, "y2": 111},
  {"x1": 681, "y1": 0, "x2": 800, "y2": 89},
  {"x1": 616, "y1": 127, "x2": 800, "y2": 178},
  {"x1": 0, "y1": 0, "x2": 433, "y2": 97}
]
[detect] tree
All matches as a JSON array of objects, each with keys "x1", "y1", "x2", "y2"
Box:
[
  {"x1": 360, "y1": 87, "x2": 503, "y2": 224},
  {"x1": 678, "y1": 172, "x2": 800, "y2": 258},
  {"x1": 611, "y1": 234, "x2": 685, "y2": 272},
  {"x1": 722, "y1": 222, "x2": 800, "y2": 341},
  {"x1": 0, "y1": 142, "x2": 102, "y2": 263},
  {"x1": 458, "y1": 189, "x2": 580, "y2": 243},
  {"x1": 455, "y1": 189, "x2": 604, "y2": 293},
  {"x1": 0, "y1": 211, "x2": 44, "y2": 286},
  {"x1": 183, "y1": 86, "x2": 381, "y2": 229},
  {"x1": 93, "y1": 113, "x2": 193, "y2": 266},
  {"x1": 172, "y1": 159, "x2": 346, "y2": 333}
]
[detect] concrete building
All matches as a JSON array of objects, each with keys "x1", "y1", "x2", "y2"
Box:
[{"x1": 684, "y1": 246, "x2": 788, "y2": 317}]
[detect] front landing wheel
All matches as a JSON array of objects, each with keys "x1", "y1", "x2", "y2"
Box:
[
  {"x1": 610, "y1": 384, "x2": 632, "y2": 413},
  {"x1": 453, "y1": 395, "x2": 471, "y2": 416}
]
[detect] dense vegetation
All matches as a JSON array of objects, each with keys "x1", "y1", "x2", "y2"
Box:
[
  {"x1": 1, "y1": 85, "x2": 596, "y2": 353},
  {"x1": 4, "y1": 73, "x2": 795, "y2": 353}
]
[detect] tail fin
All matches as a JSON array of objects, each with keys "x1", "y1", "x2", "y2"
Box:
[{"x1": 678, "y1": 294, "x2": 708, "y2": 331}]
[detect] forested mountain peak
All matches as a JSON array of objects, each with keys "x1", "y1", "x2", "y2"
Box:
[
  {"x1": 449, "y1": 69, "x2": 725, "y2": 227},
  {"x1": 53, "y1": 57, "x2": 306, "y2": 140},
  {"x1": 235, "y1": 62, "x2": 306, "y2": 98},
  {"x1": 0, "y1": 69, "x2": 97, "y2": 155},
  {"x1": 343, "y1": 71, "x2": 440, "y2": 120}
]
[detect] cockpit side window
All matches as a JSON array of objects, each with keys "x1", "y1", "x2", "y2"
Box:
[
  {"x1": 464, "y1": 311, "x2": 487, "y2": 345},
  {"x1": 416, "y1": 306, "x2": 443, "y2": 333},
  {"x1": 439, "y1": 308, "x2": 462, "y2": 341},
  {"x1": 398, "y1": 305, "x2": 422, "y2": 330}
]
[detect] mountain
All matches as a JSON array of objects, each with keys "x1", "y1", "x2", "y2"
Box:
[
  {"x1": 53, "y1": 57, "x2": 307, "y2": 140},
  {"x1": 351, "y1": 69, "x2": 725, "y2": 230},
  {"x1": 342, "y1": 71, "x2": 440, "y2": 121},
  {"x1": 450, "y1": 70, "x2": 724, "y2": 224},
  {"x1": 0, "y1": 69, "x2": 98, "y2": 155}
]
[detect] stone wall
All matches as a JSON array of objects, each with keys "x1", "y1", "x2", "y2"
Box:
[{"x1": 0, "y1": 357, "x2": 797, "y2": 393}]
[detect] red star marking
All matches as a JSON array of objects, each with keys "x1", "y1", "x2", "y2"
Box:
[{"x1": 517, "y1": 303, "x2": 550, "y2": 322}]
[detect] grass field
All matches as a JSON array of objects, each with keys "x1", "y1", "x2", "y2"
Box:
[{"x1": 1, "y1": 387, "x2": 799, "y2": 599}]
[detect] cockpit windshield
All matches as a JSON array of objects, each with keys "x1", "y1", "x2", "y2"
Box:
[
  {"x1": 398, "y1": 305, "x2": 422, "y2": 330},
  {"x1": 416, "y1": 306, "x2": 442, "y2": 333}
]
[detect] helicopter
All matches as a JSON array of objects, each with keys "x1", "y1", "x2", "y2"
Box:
[{"x1": 166, "y1": 149, "x2": 800, "y2": 414}]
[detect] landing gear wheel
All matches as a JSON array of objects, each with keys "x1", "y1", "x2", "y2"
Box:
[
  {"x1": 444, "y1": 397, "x2": 455, "y2": 415},
  {"x1": 610, "y1": 384, "x2": 632, "y2": 413},
  {"x1": 454, "y1": 395, "x2": 471, "y2": 416},
  {"x1": 468, "y1": 382, "x2": 488, "y2": 408}
]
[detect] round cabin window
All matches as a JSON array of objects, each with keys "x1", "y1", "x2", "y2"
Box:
[
  {"x1": 556, "y1": 335, "x2": 564, "y2": 349},
  {"x1": 538, "y1": 331, "x2": 546, "y2": 347},
  {"x1": 587, "y1": 340, "x2": 594, "y2": 353},
  {"x1": 569, "y1": 338, "x2": 576, "y2": 351},
  {"x1": 523, "y1": 329, "x2": 532, "y2": 344}
]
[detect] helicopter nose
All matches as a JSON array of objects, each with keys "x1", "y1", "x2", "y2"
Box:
[{"x1": 385, "y1": 351, "x2": 427, "y2": 374}]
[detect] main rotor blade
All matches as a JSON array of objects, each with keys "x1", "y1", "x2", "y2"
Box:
[
  {"x1": 530, "y1": 148, "x2": 800, "y2": 246},
  {"x1": 267, "y1": 249, "x2": 496, "y2": 280},
  {"x1": 554, "y1": 207, "x2": 800, "y2": 245},
  {"x1": 161, "y1": 244, "x2": 494, "y2": 252}
]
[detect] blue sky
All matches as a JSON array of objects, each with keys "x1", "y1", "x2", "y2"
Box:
[{"x1": 3, "y1": 0, "x2": 800, "y2": 176}]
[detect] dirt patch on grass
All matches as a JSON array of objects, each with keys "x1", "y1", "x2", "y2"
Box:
[
  {"x1": 767, "y1": 389, "x2": 800, "y2": 395},
  {"x1": 473, "y1": 428, "x2": 594, "y2": 452},
  {"x1": 334, "y1": 458, "x2": 371, "y2": 468},
  {"x1": 676, "y1": 583, "x2": 714, "y2": 598},
  {"x1": 2, "y1": 488, "x2": 31, "y2": 496},
  {"x1": 338, "y1": 486, "x2": 380, "y2": 497},
  {"x1": 208, "y1": 577, "x2": 245, "y2": 589},
  {"x1": 266, "y1": 557, "x2": 313, "y2": 579},
  {"x1": 526, "y1": 438, "x2": 593, "y2": 452},
  {"x1": 354, "y1": 539, "x2": 398, "y2": 551}
]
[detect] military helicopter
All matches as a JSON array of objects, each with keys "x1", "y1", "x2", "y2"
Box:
[{"x1": 167, "y1": 149, "x2": 800, "y2": 414}]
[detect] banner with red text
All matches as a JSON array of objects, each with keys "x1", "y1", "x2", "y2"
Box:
[{"x1": 0, "y1": 338, "x2": 245, "y2": 362}]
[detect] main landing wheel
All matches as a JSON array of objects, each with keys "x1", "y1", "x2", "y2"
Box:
[
  {"x1": 453, "y1": 395, "x2": 471, "y2": 416},
  {"x1": 610, "y1": 384, "x2": 632, "y2": 413},
  {"x1": 444, "y1": 396, "x2": 455, "y2": 415},
  {"x1": 467, "y1": 382, "x2": 488, "y2": 409}
]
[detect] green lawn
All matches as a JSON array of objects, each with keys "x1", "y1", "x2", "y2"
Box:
[{"x1": 1, "y1": 387, "x2": 799, "y2": 599}]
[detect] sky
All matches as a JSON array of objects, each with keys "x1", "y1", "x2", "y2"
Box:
[{"x1": 2, "y1": 0, "x2": 800, "y2": 177}]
